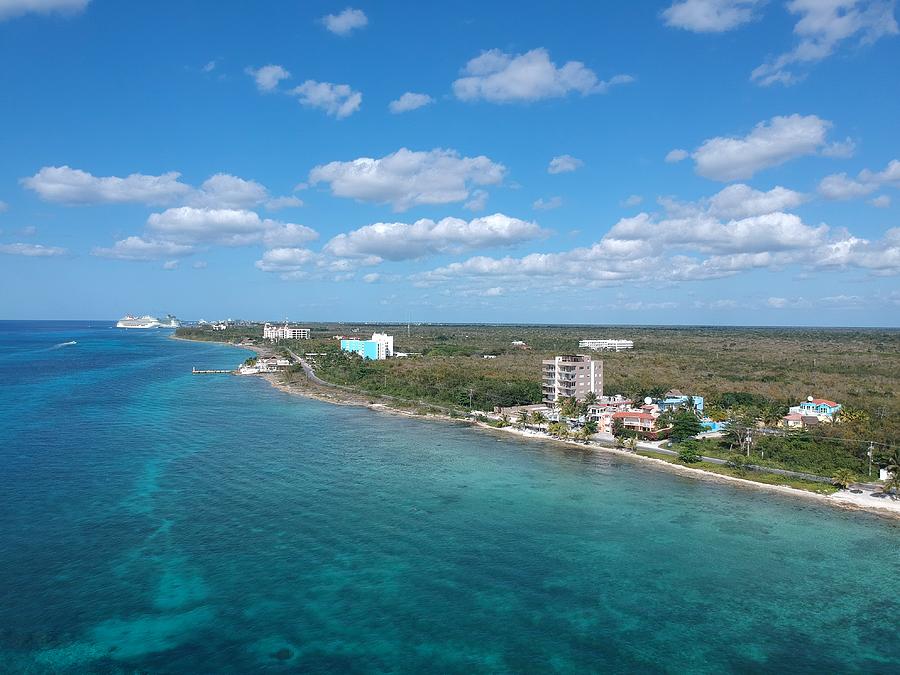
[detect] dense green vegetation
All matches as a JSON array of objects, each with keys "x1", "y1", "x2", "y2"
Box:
[{"x1": 177, "y1": 322, "x2": 899, "y2": 481}]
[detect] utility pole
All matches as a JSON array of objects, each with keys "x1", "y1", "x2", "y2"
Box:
[{"x1": 868, "y1": 442, "x2": 874, "y2": 479}]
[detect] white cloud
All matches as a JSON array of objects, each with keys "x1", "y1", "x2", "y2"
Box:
[
  {"x1": 610, "y1": 211, "x2": 827, "y2": 254},
  {"x1": 265, "y1": 195, "x2": 304, "y2": 210},
  {"x1": 822, "y1": 137, "x2": 857, "y2": 158},
  {"x1": 245, "y1": 64, "x2": 291, "y2": 92},
  {"x1": 869, "y1": 195, "x2": 891, "y2": 208},
  {"x1": 388, "y1": 92, "x2": 434, "y2": 113},
  {"x1": 692, "y1": 114, "x2": 831, "y2": 181},
  {"x1": 146, "y1": 206, "x2": 317, "y2": 247},
  {"x1": 752, "y1": 0, "x2": 899, "y2": 86},
  {"x1": 362, "y1": 272, "x2": 380, "y2": 283},
  {"x1": 818, "y1": 173, "x2": 874, "y2": 200},
  {"x1": 662, "y1": 0, "x2": 763, "y2": 32},
  {"x1": 464, "y1": 189, "x2": 489, "y2": 212},
  {"x1": 189, "y1": 173, "x2": 269, "y2": 209},
  {"x1": 22, "y1": 166, "x2": 191, "y2": 205},
  {"x1": 818, "y1": 159, "x2": 900, "y2": 200},
  {"x1": 309, "y1": 147, "x2": 506, "y2": 211},
  {"x1": 290, "y1": 80, "x2": 361, "y2": 118},
  {"x1": 254, "y1": 247, "x2": 317, "y2": 273},
  {"x1": 202, "y1": 60, "x2": 217, "y2": 73},
  {"x1": 705, "y1": 184, "x2": 808, "y2": 218},
  {"x1": 767, "y1": 296, "x2": 813, "y2": 309},
  {"x1": 324, "y1": 213, "x2": 545, "y2": 261},
  {"x1": 261, "y1": 222, "x2": 319, "y2": 247},
  {"x1": 192, "y1": 260, "x2": 208, "y2": 269},
  {"x1": 547, "y1": 155, "x2": 583, "y2": 174},
  {"x1": 321, "y1": 7, "x2": 368, "y2": 36},
  {"x1": 23, "y1": 166, "x2": 297, "y2": 210},
  {"x1": 0, "y1": 242, "x2": 67, "y2": 256},
  {"x1": 412, "y1": 186, "x2": 900, "y2": 290},
  {"x1": 162, "y1": 260, "x2": 179, "y2": 270},
  {"x1": 92, "y1": 236, "x2": 194, "y2": 261},
  {"x1": 666, "y1": 148, "x2": 689, "y2": 163},
  {"x1": 622, "y1": 194, "x2": 644, "y2": 207},
  {"x1": 452, "y1": 48, "x2": 633, "y2": 103},
  {"x1": 533, "y1": 196, "x2": 563, "y2": 210},
  {"x1": 0, "y1": 0, "x2": 88, "y2": 21}
]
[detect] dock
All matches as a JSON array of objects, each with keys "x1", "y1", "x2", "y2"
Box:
[{"x1": 192, "y1": 367, "x2": 234, "y2": 375}]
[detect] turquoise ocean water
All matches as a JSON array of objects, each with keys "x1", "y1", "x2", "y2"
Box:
[{"x1": 0, "y1": 321, "x2": 898, "y2": 673}]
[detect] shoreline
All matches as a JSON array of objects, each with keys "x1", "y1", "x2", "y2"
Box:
[{"x1": 173, "y1": 335, "x2": 900, "y2": 521}]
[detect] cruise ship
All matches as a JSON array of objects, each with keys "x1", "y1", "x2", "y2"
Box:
[{"x1": 116, "y1": 314, "x2": 180, "y2": 329}]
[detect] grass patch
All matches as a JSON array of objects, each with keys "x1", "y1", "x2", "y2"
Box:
[{"x1": 635, "y1": 451, "x2": 839, "y2": 495}]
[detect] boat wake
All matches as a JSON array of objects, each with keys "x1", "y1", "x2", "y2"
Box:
[{"x1": 51, "y1": 341, "x2": 77, "y2": 349}]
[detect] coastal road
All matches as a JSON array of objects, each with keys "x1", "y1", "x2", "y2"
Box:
[
  {"x1": 282, "y1": 347, "x2": 461, "y2": 416},
  {"x1": 284, "y1": 348, "x2": 329, "y2": 386}
]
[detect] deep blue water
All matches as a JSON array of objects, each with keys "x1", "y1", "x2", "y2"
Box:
[{"x1": 0, "y1": 321, "x2": 897, "y2": 673}]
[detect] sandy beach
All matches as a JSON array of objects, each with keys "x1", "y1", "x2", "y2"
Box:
[{"x1": 177, "y1": 336, "x2": 900, "y2": 520}]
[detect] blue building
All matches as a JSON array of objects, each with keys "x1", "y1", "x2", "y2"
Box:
[
  {"x1": 657, "y1": 389, "x2": 704, "y2": 413},
  {"x1": 791, "y1": 397, "x2": 841, "y2": 419},
  {"x1": 340, "y1": 339, "x2": 380, "y2": 360}
]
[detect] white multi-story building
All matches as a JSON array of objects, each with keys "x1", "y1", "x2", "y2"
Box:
[
  {"x1": 263, "y1": 323, "x2": 310, "y2": 341},
  {"x1": 541, "y1": 355, "x2": 603, "y2": 404},
  {"x1": 371, "y1": 332, "x2": 394, "y2": 359},
  {"x1": 578, "y1": 339, "x2": 634, "y2": 352}
]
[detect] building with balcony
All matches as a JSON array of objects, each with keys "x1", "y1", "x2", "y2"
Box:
[
  {"x1": 541, "y1": 355, "x2": 603, "y2": 405},
  {"x1": 578, "y1": 339, "x2": 634, "y2": 351},
  {"x1": 263, "y1": 323, "x2": 310, "y2": 341}
]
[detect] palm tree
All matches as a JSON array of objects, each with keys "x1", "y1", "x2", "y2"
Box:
[
  {"x1": 831, "y1": 468, "x2": 856, "y2": 490},
  {"x1": 518, "y1": 410, "x2": 530, "y2": 429},
  {"x1": 531, "y1": 411, "x2": 547, "y2": 429},
  {"x1": 625, "y1": 436, "x2": 638, "y2": 453}
]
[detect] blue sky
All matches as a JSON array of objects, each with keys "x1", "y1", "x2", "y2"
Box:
[{"x1": 0, "y1": 0, "x2": 898, "y2": 325}]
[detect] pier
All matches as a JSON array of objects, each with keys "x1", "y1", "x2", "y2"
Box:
[{"x1": 192, "y1": 367, "x2": 234, "y2": 375}]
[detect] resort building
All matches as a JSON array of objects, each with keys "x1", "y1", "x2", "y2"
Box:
[
  {"x1": 541, "y1": 355, "x2": 603, "y2": 405},
  {"x1": 788, "y1": 396, "x2": 842, "y2": 421},
  {"x1": 340, "y1": 332, "x2": 395, "y2": 360},
  {"x1": 263, "y1": 323, "x2": 310, "y2": 341},
  {"x1": 578, "y1": 339, "x2": 634, "y2": 352}
]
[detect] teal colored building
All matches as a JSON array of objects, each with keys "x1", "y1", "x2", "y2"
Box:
[{"x1": 341, "y1": 339, "x2": 380, "y2": 360}]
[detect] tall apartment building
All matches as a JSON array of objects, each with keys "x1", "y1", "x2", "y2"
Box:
[
  {"x1": 541, "y1": 355, "x2": 603, "y2": 404},
  {"x1": 578, "y1": 339, "x2": 634, "y2": 351},
  {"x1": 263, "y1": 323, "x2": 310, "y2": 341}
]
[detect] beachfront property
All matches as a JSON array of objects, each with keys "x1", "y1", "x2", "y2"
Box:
[
  {"x1": 788, "y1": 396, "x2": 842, "y2": 421},
  {"x1": 263, "y1": 323, "x2": 310, "y2": 341},
  {"x1": 211, "y1": 322, "x2": 228, "y2": 331},
  {"x1": 341, "y1": 332, "x2": 394, "y2": 360},
  {"x1": 542, "y1": 355, "x2": 603, "y2": 404},
  {"x1": 612, "y1": 410, "x2": 659, "y2": 434},
  {"x1": 578, "y1": 339, "x2": 634, "y2": 352}
]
